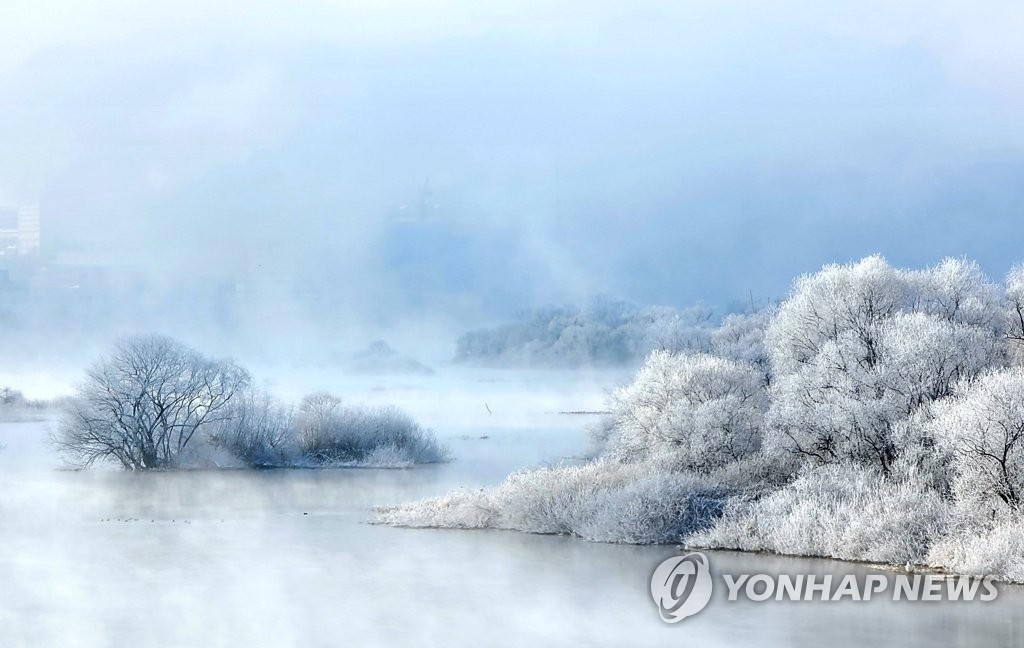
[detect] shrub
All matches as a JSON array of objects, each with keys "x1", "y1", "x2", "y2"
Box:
[
  {"x1": 379, "y1": 460, "x2": 729, "y2": 544},
  {"x1": 690, "y1": 463, "x2": 947, "y2": 565},
  {"x1": 205, "y1": 391, "x2": 294, "y2": 467},
  {"x1": 928, "y1": 519, "x2": 1024, "y2": 582},
  {"x1": 295, "y1": 393, "x2": 447, "y2": 465}
]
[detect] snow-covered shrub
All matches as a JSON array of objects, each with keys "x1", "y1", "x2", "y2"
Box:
[
  {"x1": 205, "y1": 391, "x2": 294, "y2": 467},
  {"x1": 930, "y1": 369, "x2": 1024, "y2": 513},
  {"x1": 575, "y1": 472, "x2": 727, "y2": 544},
  {"x1": 376, "y1": 488, "x2": 495, "y2": 529},
  {"x1": 196, "y1": 391, "x2": 447, "y2": 468},
  {"x1": 379, "y1": 460, "x2": 729, "y2": 544},
  {"x1": 692, "y1": 463, "x2": 947, "y2": 565},
  {"x1": 607, "y1": 351, "x2": 767, "y2": 471},
  {"x1": 487, "y1": 461, "x2": 637, "y2": 536},
  {"x1": 295, "y1": 393, "x2": 448, "y2": 465},
  {"x1": 927, "y1": 519, "x2": 1024, "y2": 582}
]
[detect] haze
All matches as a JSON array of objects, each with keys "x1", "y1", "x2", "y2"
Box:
[{"x1": 2, "y1": 0, "x2": 1023, "y2": 365}]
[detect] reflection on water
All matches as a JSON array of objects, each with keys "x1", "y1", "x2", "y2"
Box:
[{"x1": 1, "y1": 370, "x2": 1023, "y2": 647}]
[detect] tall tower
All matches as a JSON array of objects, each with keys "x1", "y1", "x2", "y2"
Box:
[{"x1": 16, "y1": 202, "x2": 40, "y2": 255}]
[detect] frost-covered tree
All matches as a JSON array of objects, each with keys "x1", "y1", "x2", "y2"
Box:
[
  {"x1": 709, "y1": 306, "x2": 776, "y2": 382},
  {"x1": 0, "y1": 387, "x2": 23, "y2": 406},
  {"x1": 378, "y1": 255, "x2": 1024, "y2": 577},
  {"x1": 767, "y1": 256, "x2": 1001, "y2": 375},
  {"x1": 879, "y1": 313, "x2": 1003, "y2": 409},
  {"x1": 765, "y1": 255, "x2": 911, "y2": 376},
  {"x1": 1004, "y1": 265, "x2": 1024, "y2": 363},
  {"x1": 55, "y1": 335, "x2": 250, "y2": 469},
  {"x1": 636, "y1": 304, "x2": 714, "y2": 354},
  {"x1": 766, "y1": 256, "x2": 1006, "y2": 473},
  {"x1": 608, "y1": 351, "x2": 767, "y2": 472},
  {"x1": 766, "y1": 324, "x2": 924, "y2": 471},
  {"x1": 931, "y1": 369, "x2": 1024, "y2": 512},
  {"x1": 912, "y1": 257, "x2": 1002, "y2": 330}
]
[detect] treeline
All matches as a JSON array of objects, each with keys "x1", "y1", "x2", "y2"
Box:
[
  {"x1": 381, "y1": 256, "x2": 1024, "y2": 581},
  {"x1": 0, "y1": 387, "x2": 50, "y2": 422},
  {"x1": 454, "y1": 298, "x2": 740, "y2": 367},
  {"x1": 54, "y1": 335, "x2": 448, "y2": 470}
]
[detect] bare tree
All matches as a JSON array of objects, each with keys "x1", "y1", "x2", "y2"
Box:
[{"x1": 55, "y1": 335, "x2": 250, "y2": 470}]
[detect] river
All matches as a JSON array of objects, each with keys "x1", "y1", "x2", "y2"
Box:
[{"x1": 0, "y1": 369, "x2": 1021, "y2": 647}]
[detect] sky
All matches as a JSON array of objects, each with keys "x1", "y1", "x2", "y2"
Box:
[{"x1": 1, "y1": 0, "x2": 1023, "y2": 344}]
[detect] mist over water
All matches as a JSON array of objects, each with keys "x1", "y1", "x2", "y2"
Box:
[{"x1": 2, "y1": 371, "x2": 1023, "y2": 647}]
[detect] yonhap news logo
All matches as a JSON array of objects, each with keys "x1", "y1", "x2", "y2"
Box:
[
  {"x1": 650, "y1": 552, "x2": 714, "y2": 623},
  {"x1": 650, "y1": 552, "x2": 998, "y2": 623}
]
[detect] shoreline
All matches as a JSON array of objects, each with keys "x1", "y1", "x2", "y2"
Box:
[{"x1": 679, "y1": 545, "x2": 1024, "y2": 586}]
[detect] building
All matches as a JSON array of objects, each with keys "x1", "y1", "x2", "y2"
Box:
[
  {"x1": 17, "y1": 202, "x2": 40, "y2": 255},
  {"x1": 0, "y1": 202, "x2": 41, "y2": 257}
]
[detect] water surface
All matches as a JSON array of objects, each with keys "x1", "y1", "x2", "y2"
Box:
[{"x1": 1, "y1": 370, "x2": 1021, "y2": 647}]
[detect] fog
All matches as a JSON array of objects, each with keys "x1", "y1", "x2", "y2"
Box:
[
  {"x1": 8, "y1": 295, "x2": 1014, "y2": 647},
  {"x1": 8, "y1": 5, "x2": 1024, "y2": 646},
  {"x1": 2, "y1": 1, "x2": 1024, "y2": 371},
  {"x1": 5, "y1": 372, "x2": 1024, "y2": 647}
]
